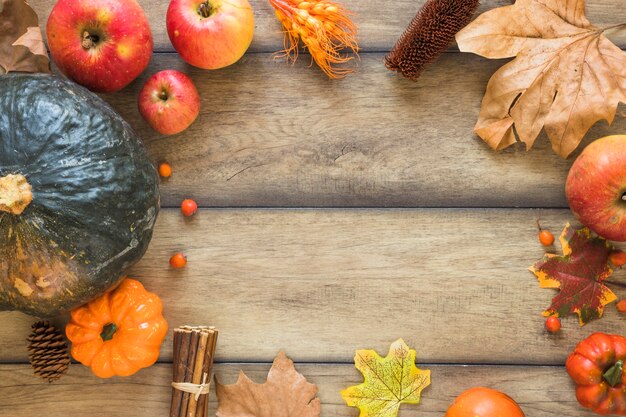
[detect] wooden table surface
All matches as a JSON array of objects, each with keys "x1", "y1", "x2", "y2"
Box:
[{"x1": 2, "y1": 1, "x2": 626, "y2": 416}]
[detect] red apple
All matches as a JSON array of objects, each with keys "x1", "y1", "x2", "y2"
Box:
[
  {"x1": 566, "y1": 135, "x2": 626, "y2": 241},
  {"x1": 138, "y1": 70, "x2": 200, "y2": 135},
  {"x1": 166, "y1": 0, "x2": 254, "y2": 69},
  {"x1": 47, "y1": 0, "x2": 153, "y2": 93}
]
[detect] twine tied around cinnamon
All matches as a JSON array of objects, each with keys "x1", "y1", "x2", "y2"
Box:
[{"x1": 172, "y1": 372, "x2": 211, "y2": 401}]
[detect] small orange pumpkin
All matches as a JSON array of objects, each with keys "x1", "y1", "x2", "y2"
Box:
[{"x1": 66, "y1": 278, "x2": 168, "y2": 378}]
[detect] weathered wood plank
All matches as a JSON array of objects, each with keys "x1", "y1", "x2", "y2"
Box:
[
  {"x1": 2, "y1": 209, "x2": 625, "y2": 363},
  {"x1": 32, "y1": 0, "x2": 626, "y2": 52},
  {"x1": 0, "y1": 363, "x2": 599, "y2": 416},
  {"x1": 99, "y1": 53, "x2": 626, "y2": 208}
]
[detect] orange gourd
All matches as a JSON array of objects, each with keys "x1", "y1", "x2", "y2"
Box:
[
  {"x1": 66, "y1": 278, "x2": 168, "y2": 378},
  {"x1": 445, "y1": 387, "x2": 526, "y2": 417}
]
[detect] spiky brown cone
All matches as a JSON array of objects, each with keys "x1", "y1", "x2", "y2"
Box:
[
  {"x1": 27, "y1": 321, "x2": 70, "y2": 383},
  {"x1": 385, "y1": 0, "x2": 480, "y2": 81}
]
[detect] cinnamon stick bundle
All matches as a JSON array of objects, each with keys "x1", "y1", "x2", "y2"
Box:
[{"x1": 170, "y1": 326, "x2": 219, "y2": 417}]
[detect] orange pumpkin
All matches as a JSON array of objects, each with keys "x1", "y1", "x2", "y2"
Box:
[
  {"x1": 66, "y1": 278, "x2": 168, "y2": 378},
  {"x1": 445, "y1": 387, "x2": 526, "y2": 417}
]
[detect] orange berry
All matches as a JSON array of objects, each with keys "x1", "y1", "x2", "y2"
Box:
[
  {"x1": 545, "y1": 316, "x2": 561, "y2": 333},
  {"x1": 539, "y1": 230, "x2": 555, "y2": 246},
  {"x1": 617, "y1": 300, "x2": 626, "y2": 313},
  {"x1": 609, "y1": 250, "x2": 626, "y2": 267},
  {"x1": 180, "y1": 199, "x2": 198, "y2": 217},
  {"x1": 536, "y1": 220, "x2": 555, "y2": 246},
  {"x1": 169, "y1": 253, "x2": 187, "y2": 269},
  {"x1": 158, "y1": 162, "x2": 172, "y2": 178}
]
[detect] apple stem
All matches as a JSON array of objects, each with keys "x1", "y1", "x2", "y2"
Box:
[
  {"x1": 81, "y1": 31, "x2": 100, "y2": 50},
  {"x1": 198, "y1": 1, "x2": 213, "y2": 18},
  {"x1": 622, "y1": 193, "x2": 626, "y2": 202},
  {"x1": 159, "y1": 90, "x2": 169, "y2": 101}
]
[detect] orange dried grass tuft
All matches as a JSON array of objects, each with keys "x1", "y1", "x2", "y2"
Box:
[{"x1": 269, "y1": 0, "x2": 359, "y2": 79}]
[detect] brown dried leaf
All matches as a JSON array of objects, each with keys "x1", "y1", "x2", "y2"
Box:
[
  {"x1": 13, "y1": 26, "x2": 47, "y2": 56},
  {"x1": 0, "y1": 0, "x2": 50, "y2": 74},
  {"x1": 215, "y1": 351, "x2": 320, "y2": 417},
  {"x1": 456, "y1": 0, "x2": 626, "y2": 158}
]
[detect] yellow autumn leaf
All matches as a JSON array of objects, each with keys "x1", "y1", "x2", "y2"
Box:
[{"x1": 341, "y1": 339, "x2": 431, "y2": 417}]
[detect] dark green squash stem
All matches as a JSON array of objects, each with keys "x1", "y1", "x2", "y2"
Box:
[
  {"x1": 100, "y1": 323, "x2": 118, "y2": 341},
  {"x1": 604, "y1": 360, "x2": 624, "y2": 387}
]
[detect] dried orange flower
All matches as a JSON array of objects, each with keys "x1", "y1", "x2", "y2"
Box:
[{"x1": 269, "y1": 0, "x2": 358, "y2": 78}]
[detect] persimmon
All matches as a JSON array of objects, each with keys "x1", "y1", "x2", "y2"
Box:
[{"x1": 445, "y1": 387, "x2": 525, "y2": 417}]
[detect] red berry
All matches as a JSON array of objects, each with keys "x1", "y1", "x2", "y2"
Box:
[
  {"x1": 158, "y1": 162, "x2": 172, "y2": 178},
  {"x1": 545, "y1": 316, "x2": 561, "y2": 333},
  {"x1": 609, "y1": 250, "x2": 626, "y2": 267},
  {"x1": 180, "y1": 199, "x2": 198, "y2": 217},
  {"x1": 169, "y1": 253, "x2": 187, "y2": 269},
  {"x1": 617, "y1": 300, "x2": 626, "y2": 313}
]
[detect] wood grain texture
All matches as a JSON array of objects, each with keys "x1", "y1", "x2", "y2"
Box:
[
  {"x1": 0, "y1": 363, "x2": 600, "y2": 417},
  {"x1": 97, "y1": 53, "x2": 626, "y2": 208},
  {"x1": 32, "y1": 0, "x2": 626, "y2": 52},
  {"x1": 2, "y1": 209, "x2": 625, "y2": 364}
]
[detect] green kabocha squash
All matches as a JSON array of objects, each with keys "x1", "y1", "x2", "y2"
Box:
[{"x1": 0, "y1": 73, "x2": 159, "y2": 317}]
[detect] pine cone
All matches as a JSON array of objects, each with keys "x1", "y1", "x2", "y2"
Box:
[
  {"x1": 385, "y1": 0, "x2": 480, "y2": 81},
  {"x1": 27, "y1": 321, "x2": 70, "y2": 383}
]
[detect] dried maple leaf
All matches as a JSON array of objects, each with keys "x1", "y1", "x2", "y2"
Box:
[
  {"x1": 215, "y1": 351, "x2": 320, "y2": 417},
  {"x1": 530, "y1": 224, "x2": 618, "y2": 326},
  {"x1": 456, "y1": 0, "x2": 626, "y2": 158},
  {"x1": 0, "y1": 0, "x2": 50, "y2": 74},
  {"x1": 341, "y1": 339, "x2": 431, "y2": 417}
]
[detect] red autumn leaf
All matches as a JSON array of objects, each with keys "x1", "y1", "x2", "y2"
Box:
[{"x1": 530, "y1": 224, "x2": 618, "y2": 326}]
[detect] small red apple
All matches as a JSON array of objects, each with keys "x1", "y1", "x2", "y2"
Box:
[
  {"x1": 166, "y1": 0, "x2": 254, "y2": 70},
  {"x1": 566, "y1": 135, "x2": 626, "y2": 241},
  {"x1": 138, "y1": 70, "x2": 200, "y2": 135},
  {"x1": 47, "y1": 0, "x2": 152, "y2": 93}
]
